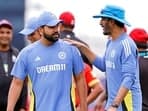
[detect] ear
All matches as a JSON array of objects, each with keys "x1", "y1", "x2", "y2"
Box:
[
  {"x1": 58, "y1": 23, "x2": 64, "y2": 32},
  {"x1": 109, "y1": 19, "x2": 115, "y2": 25},
  {"x1": 38, "y1": 27, "x2": 43, "y2": 36}
]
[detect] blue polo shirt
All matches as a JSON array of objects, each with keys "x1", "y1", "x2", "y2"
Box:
[
  {"x1": 93, "y1": 33, "x2": 142, "y2": 111},
  {"x1": 11, "y1": 39, "x2": 84, "y2": 111}
]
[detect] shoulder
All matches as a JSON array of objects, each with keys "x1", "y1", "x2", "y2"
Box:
[
  {"x1": 10, "y1": 46, "x2": 19, "y2": 56},
  {"x1": 120, "y1": 34, "x2": 138, "y2": 57},
  {"x1": 18, "y1": 42, "x2": 39, "y2": 56},
  {"x1": 11, "y1": 46, "x2": 19, "y2": 52},
  {"x1": 58, "y1": 39, "x2": 76, "y2": 48},
  {"x1": 60, "y1": 30, "x2": 75, "y2": 39},
  {"x1": 121, "y1": 35, "x2": 137, "y2": 50},
  {"x1": 59, "y1": 40, "x2": 81, "y2": 56}
]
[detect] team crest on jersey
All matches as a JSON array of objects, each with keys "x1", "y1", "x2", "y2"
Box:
[{"x1": 58, "y1": 51, "x2": 66, "y2": 60}]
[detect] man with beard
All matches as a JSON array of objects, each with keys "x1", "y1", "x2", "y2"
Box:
[
  {"x1": 0, "y1": 19, "x2": 27, "y2": 111},
  {"x1": 65, "y1": 5, "x2": 142, "y2": 111},
  {"x1": 7, "y1": 11, "x2": 87, "y2": 111}
]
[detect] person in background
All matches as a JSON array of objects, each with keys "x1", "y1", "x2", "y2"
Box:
[
  {"x1": 0, "y1": 19, "x2": 27, "y2": 111},
  {"x1": 20, "y1": 17, "x2": 42, "y2": 43},
  {"x1": 59, "y1": 11, "x2": 104, "y2": 111},
  {"x1": 0, "y1": 19, "x2": 18, "y2": 76},
  {"x1": 129, "y1": 28, "x2": 148, "y2": 111},
  {"x1": 65, "y1": 5, "x2": 142, "y2": 111},
  {"x1": 59, "y1": 11, "x2": 91, "y2": 67},
  {"x1": 7, "y1": 11, "x2": 87, "y2": 111},
  {"x1": 19, "y1": 16, "x2": 43, "y2": 111}
]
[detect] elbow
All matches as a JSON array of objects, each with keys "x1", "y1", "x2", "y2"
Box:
[
  {"x1": 98, "y1": 84, "x2": 105, "y2": 95},
  {"x1": 93, "y1": 83, "x2": 105, "y2": 97}
]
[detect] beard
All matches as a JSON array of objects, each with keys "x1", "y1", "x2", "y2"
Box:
[
  {"x1": 103, "y1": 24, "x2": 111, "y2": 35},
  {"x1": 43, "y1": 32, "x2": 59, "y2": 43},
  {"x1": 103, "y1": 31, "x2": 111, "y2": 35},
  {"x1": 103, "y1": 27, "x2": 111, "y2": 35}
]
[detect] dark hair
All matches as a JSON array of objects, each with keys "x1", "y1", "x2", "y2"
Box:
[
  {"x1": 0, "y1": 24, "x2": 12, "y2": 29},
  {"x1": 114, "y1": 19, "x2": 124, "y2": 28},
  {"x1": 135, "y1": 41, "x2": 148, "y2": 49},
  {"x1": 104, "y1": 17, "x2": 124, "y2": 28},
  {"x1": 62, "y1": 23, "x2": 74, "y2": 29}
]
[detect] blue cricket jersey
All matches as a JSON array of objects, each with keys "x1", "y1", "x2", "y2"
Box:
[
  {"x1": 11, "y1": 39, "x2": 84, "y2": 111},
  {"x1": 93, "y1": 33, "x2": 142, "y2": 111}
]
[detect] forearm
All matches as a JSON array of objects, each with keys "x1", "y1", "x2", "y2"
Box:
[
  {"x1": 108, "y1": 87, "x2": 129, "y2": 111},
  {"x1": 97, "y1": 89, "x2": 107, "y2": 103},
  {"x1": 87, "y1": 83, "x2": 104, "y2": 105},
  {"x1": 112, "y1": 86, "x2": 129, "y2": 106},
  {"x1": 112, "y1": 74, "x2": 134, "y2": 106},
  {"x1": 7, "y1": 77, "x2": 24, "y2": 111},
  {"x1": 75, "y1": 73, "x2": 87, "y2": 111},
  {"x1": 121, "y1": 74, "x2": 135, "y2": 89},
  {"x1": 78, "y1": 45, "x2": 97, "y2": 63},
  {"x1": 64, "y1": 39, "x2": 97, "y2": 63}
]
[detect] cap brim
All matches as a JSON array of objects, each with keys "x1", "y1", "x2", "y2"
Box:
[
  {"x1": 93, "y1": 14, "x2": 131, "y2": 27},
  {"x1": 19, "y1": 29, "x2": 35, "y2": 36},
  {"x1": 0, "y1": 24, "x2": 13, "y2": 29},
  {"x1": 46, "y1": 20, "x2": 62, "y2": 26}
]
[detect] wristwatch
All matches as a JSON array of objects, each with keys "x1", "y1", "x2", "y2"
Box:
[{"x1": 111, "y1": 103, "x2": 119, "y2": 108}]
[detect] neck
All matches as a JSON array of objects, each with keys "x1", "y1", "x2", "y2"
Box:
[
  {"x1": 138, "y1": 48, "x2": 147, "y2": 51},
  {"x1": 0, "y1": 45, "x2": 9, "y2": 51},
  {"x1": 40, "y1": 36, "x2": 54, "y2": 46},
  {"x1": 111, "y1": 27, "x2": 125, "y2": 40},
  {"x1": 61, "y1": 26, "x2": 73, "y2": 32}
]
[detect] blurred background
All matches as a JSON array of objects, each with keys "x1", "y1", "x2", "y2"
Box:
[
  {"x1": 0, "y1": 0, "x2": 25, "y2": 50},
  {"x1": 0, "y1": 0, "x2": 148, "y2": 78}
]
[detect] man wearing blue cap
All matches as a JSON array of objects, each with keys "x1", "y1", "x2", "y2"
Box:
[
  {"x1": 19, "y1": 17, "x2": 42, "y2": 43},
  {"x1": 65, "y1": 5, "x2": 142, "y2": 111},
  {"x1": 7, "y1": 11, "x2": 87, "y2": 111},
  {"x1": 19, "y1": 16, "x2": 45, "y2": 111}
]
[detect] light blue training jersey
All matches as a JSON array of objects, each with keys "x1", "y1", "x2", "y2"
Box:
[
  {"x1": 93, "y1": 33, "x2": 142, "y2": 111},
  {"x1": 11, "y1": 39, "x2": 84, "y2": 111}
]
